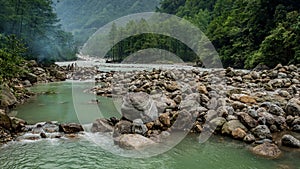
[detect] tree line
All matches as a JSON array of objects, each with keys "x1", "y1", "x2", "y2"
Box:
[
  {"x1": 0, "y1": 0, "x2": 77, "y2": 81},
  {"x1": 158, "y1": 0, "x2": 300, "y2": 68},
  {"x1": 93, "y1": 0, "x2": 300, "y2": 68},
  {"x1": 104, "y1": 20, "x2": 198, "y2": 63}
]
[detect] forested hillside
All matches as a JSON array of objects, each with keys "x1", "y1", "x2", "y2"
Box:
[
  {"x1": 158, "y1": 0, "x2": 300, "y2": 68},
  {"x1": 52, "y1": 0, "x2": 160, "y2": 44},
  {"x1": 0, "y1": 0, "x2": 76, "y2": 82}
]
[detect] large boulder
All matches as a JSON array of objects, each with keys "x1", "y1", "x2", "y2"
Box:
[
  {"x1": 210, "y1": 117, "x2": 227, "y2": 131},
  {"x1": 251, "y1": 125, "x2": 272, "y2": 139},
  {"x1": 281, "y1": 135, "x2": 300, "y2": 148},
  {"x1": 0, "y1": 112, "x2": 12, "y2": 131},
  {"x1": 252, "y1": 142, "x2": 281, "y2": 159},
  {"x1": 33, "y1": 67, "x2": 46, "y2": 75},
  {"x1": 113, "y1": 120, "x2": 133, "y2": 137},
  {"x1": 24, "y1": 72, "x2": 38, "y2": 84},
  {"x1": 238, "y1": 112, "x2": 258, "y2": 129},
  {"x1": 285, "y1": 98, "x2": 300, "y2": 116},
  {"x1": 91, "y1": 119, "x2": 114, "y2": 133},
  {"x1": 121, "y1": 92, "x2": 158, "y2": 122},
  {"x1": 244, "y1": 134, "x2": 256, "y2": 143},
  {"x1": 0, "y1": 85, "x2": 18, "y2": 110},
  {"x1": 269, "y1": 104, "x2": 285, "y2": 116},
  {"x1": 232, "y1": 128, "x2": 247, "y2": 140},
  {"x1": 42, "y1": 122, "x2": 59, "y2": 133},
  {"x1": 222, "y1": 120, "x2": 248, "y2": 135},
  {"x1": 59, "y1": 123, "x2": 83, "y2": 134},
  {"x1": 258, "y1": 111, "x2": 276, "y2": 126},
  {"x1": 179, "y1": 99, "x2": 200, "y2": 111},
  {"x1": 172, "y1": 110, "x2": 193, "y2": 130},
  {"x1": 114, "y1": 134, "x2": 156, "y2": 150},
  {"x1": 261, "y1": 102, "x2": 286, "y2": 116}
]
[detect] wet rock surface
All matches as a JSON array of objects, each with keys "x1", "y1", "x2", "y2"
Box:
[
  {"x1": 59, "y1": 123, "x2": 84, "y2": 134},
  {"x1": 114, "y1": 134, "x2": 156, "y2": 150}
]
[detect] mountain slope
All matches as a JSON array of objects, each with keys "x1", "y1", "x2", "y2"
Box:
[{"x1": 53, "y1": 0, "x2": 160, "y2": 44}]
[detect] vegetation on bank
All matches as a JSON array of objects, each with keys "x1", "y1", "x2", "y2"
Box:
[
  {"x1": 93, "y1": 0, "x2": 300, "y2": 68},
  {"x1": 0, "y1": 35, "x2": 25, "y2": 82},
  {"x1": 158, "y1": 0, "x2": 300, "y2": 69},
  {"x1": 0, "y1": 0, "x2": 77, "y2": 68},
  {"x1": 84, "y1": 20, "x2": 200, "y2": 63}
]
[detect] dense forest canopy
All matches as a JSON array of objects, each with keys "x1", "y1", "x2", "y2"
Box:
[
  {"x1": 87, "y1": 0, "x2": 300, "y2": 68},
  {"x1": 0, "y1": 0, "x2": 78, "y2": 82},
  {"x1": 0, "y1": 0, "x2": 77, "y2": 64},
  {"x1": 83, "y1": 18, "x2": 202, "y2": 64},
  {"x1": 158, "y1": 0, "x2": 300, "y2": 68}
]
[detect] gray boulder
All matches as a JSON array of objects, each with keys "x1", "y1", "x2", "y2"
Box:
[
  {"x1": 179, "y1": 99, "x2": 200, "y2": 111},
  {"x1": 114, "y1": 134, "x2": 155, "y2": 150},
  {"x1": 269, "y1": 104, "x2": 285, "y2": 116},
  {"x1": 258, "y1": 111, "x2": 276, "y2": 125},
  {"x1": 238, "y1": 112, "x2": 258, "y2": 129},
  {"x1": 91, "y1": 119, "x2": 114, "y2": 133},
  {"x1": 251, "y1": 125, "x2": 272, "y2": 139},
  {"x1": 222, "y1": 120, "x2": 248, "y2": 135},
  {"x1": 210, "y1": 117, "x2": 227, "y2": 131},
  {"x1": 113, "y1": 120, "x2": 132, "y2": 137},
  {"x1": 42, "y1": 122, "x2": 59, "y2": 133},
  {"x1": 285, "y1": 98, "x2": 300, "y2": 116},
  {"x1": 172, "y1": 110, "x2": 193, "y2": 130},
  {"x1": 281, "y1": 135, "x2": 300, "y2": 148},
  {"x1": 244, "y1": 134, "x2": 256, "y2": 143},
  {"x1": 121, "y1": 92, "x2": 158, "y2": 122}
]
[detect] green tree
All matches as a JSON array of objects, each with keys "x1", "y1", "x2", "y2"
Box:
[
  {"x1": 247, "y1": 11, "x2": 300, "y2": 68},
  {"x1": 0, "y1": 0, "x2": 77, "y2": 63},
  {"x1": 0, "y1": 34, "x2": 26, "y2": 81}
]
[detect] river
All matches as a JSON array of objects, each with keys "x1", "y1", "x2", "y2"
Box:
[{"x1": 0, "y1": 62, "x2": 299, "y2": 169}]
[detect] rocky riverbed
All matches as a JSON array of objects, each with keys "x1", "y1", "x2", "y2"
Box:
[
  {"x1": 83, "y1": 63, "x2": 300, "y2": 158},
  {"x1": 2, "y1": 63, "x2": 300, "y2": 159}
]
